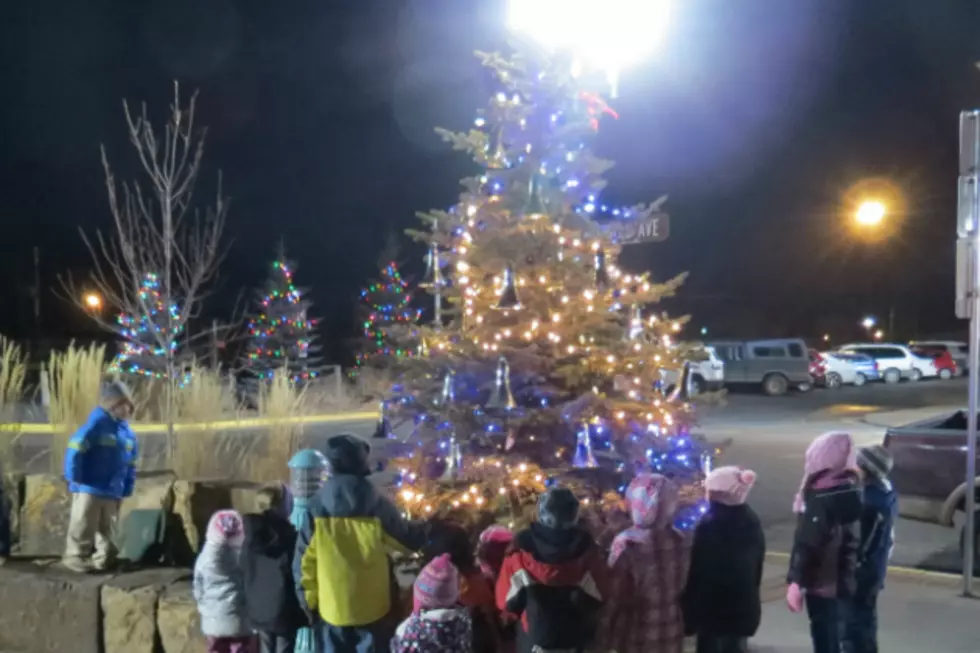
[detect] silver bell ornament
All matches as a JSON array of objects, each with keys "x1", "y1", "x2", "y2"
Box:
[
  {"x1": 625, "y1": 304, "x2": 644, "y2": 341},
  {"x1": 594, "y1": 248, "x2": 610, "y2": 291},
  {"x1": 486, "y1": 356, "x2": 516, "y2": 410},
  {"x1": 372, "y1": 400, "x2": 392, "y2": 439},
  {"x1": 524, "y1": 175, "x2": 547, "y2": 220},
  {"x1": 416, "y1": 338, "x2": 429, "y2": 358},
  {"x1": 437, "y1": 368, "x2": 456, "y2": 406},
  {"x1": 441, "y1": 431, "x2": 464, "y2": 481},
  {"x1": 493, "y1": 265, "x2": 522, "y2": 311},
  {"x1": 420, "y1": 245, "x2": 445, "y2": 289},
  {"x1": 488, "y1": 127, "x2": 509, "y2": 169},
  {"x1": 572, "y1": 423, "x2": 598, "y2": 468}
]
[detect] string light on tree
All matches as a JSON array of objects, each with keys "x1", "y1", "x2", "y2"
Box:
[
  {"x1": 355, "y1": 261, "x2": 422, "y2": 369},
  {"x1": 242, "y1": 247, "x2": 322, "y2": 383},
  {"x1": 109, "y1": 272, "x2": 184, "y2": 380},
  {"x1": 380, "y1": 35, "x2": 710, "y2": 531}
]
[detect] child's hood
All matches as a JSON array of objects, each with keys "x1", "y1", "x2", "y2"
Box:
[{"x1": 242, "y1": 512, "x2": 293, "y2": 558}]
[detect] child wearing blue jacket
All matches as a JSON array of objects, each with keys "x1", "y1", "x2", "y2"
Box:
[
  {"x1": 62, "y1": 381, "x2": 139, "y2": 573},
  {"x1": 844, "y1": 445, "x2": 897, "y2": 653}
]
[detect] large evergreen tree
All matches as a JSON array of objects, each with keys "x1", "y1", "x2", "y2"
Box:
[
  {"x1": 382, "y1": 44, "x2": 711, "y2": 529},
  {"x1": 109, "y1": 272, "x2": 184, "y2": 380},
  {"x1": 242, "y1": 247, "x2": 322, "y2": 383}
]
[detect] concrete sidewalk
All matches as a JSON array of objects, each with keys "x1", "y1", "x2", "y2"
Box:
[{"x1": 749, "y1": 558, "x2": 980, "y2": 652}]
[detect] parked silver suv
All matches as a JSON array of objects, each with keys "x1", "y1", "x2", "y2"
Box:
[{"x1": 706, "y1": 338, "x2": 811, "y2": 396}]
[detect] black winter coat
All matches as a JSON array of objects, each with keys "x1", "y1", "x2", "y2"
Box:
[
  {"x1": 786, "y1": 473, "x2": 863, "y2": 598},
  {"x1": 681, "y1": 503, "x2": 765, "y2": 638},
  {"x1": 241, "y1": 511, "x2": 306, "y2": 635}
]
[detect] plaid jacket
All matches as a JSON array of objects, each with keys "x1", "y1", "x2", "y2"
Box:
[{"x1": 599, "y1": 528, "x2": 692, "y2": 653}]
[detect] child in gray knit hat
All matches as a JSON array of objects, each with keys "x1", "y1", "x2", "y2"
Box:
[{"x1": 844, "y1": 444, "x2": 897, "y2": 653}]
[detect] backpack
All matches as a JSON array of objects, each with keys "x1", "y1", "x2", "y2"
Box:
[
  {"x1": 523, "y1": 583, "x2": 599, "y2": 650},
  {"x1": 242, "y1": 513, "x2": 304, "y2": 633}
]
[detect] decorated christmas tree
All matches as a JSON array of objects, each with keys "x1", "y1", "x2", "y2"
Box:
[
  {"x1": 380, "y1": 43, "x2": 713, "y2": 531},
  {"x1": 109, "y1": 272, "x2": 184, "y2": 380},
  {"x1": 354, "y1": 260, "x2": 422, "y2": 370},
  {"x1": 242, "y1": 247, "x2": 322, "y2": 383}
]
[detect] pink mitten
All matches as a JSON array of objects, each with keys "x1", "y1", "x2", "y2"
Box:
[{"x1": 786, "y1": 583, "x2": 804, "y2": 613}]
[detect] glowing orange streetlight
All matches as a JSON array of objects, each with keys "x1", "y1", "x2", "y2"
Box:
[
  {"x1": 855, "y1": 200, "x2": 886, "y2": 228},
  {"x1": 83, "y1": 292, "x2": 103, "y2": 312}
]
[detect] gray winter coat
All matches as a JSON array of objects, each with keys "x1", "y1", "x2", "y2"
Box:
[{"x1": 193, "y1": 543, "x2": 250, "y2": 637}]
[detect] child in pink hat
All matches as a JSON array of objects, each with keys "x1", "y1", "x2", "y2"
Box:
[
  {"x1": 785, "y1": 432, "x2": 863, "y2": 653},
  {"x1": 599, "y1": 473, "x2": 691, "y2": 653},
  {"x1": 682, "y1": 466, "x2": 765, "y2": 653},
  {"x1": 391, "y1": 554, "x2": 472, "y2": 653},
  {"x1": 194, "y1": 510, "x2": 255, "y2": 653}
]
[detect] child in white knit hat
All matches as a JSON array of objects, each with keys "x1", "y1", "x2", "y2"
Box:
[{"x1": 682, "y1": 466, "x2": 766, "y2": 653}]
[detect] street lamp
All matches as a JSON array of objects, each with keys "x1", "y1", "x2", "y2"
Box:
[
  {"x1": 861, "y1": 316, "x2": 876, "y2": 330},
  {"x1": 83, "y1": 291, "x2": 103, "y2": 312},
  {"x1": 507, "y1": 0, "x2": 671, "y2": 95},
  {"x1": 873, "y1": 329, "x2": 885, "y2": 341},
  {"x1": 855, "y1": 200, "x2": 886, "y2": 227}
]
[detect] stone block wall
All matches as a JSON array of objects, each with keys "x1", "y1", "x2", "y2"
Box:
[{"x1": 10, "y1": 473, "x2": 270, "y2": 563}]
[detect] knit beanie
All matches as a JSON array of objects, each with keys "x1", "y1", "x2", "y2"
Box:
[
  {"x1": 413, "y1": 554, "x2": 460, "y2": 612},
  {"x1": 537, "y1": 487, "x2": 580, "y2": 530},
  {"x1": 626, "y1": 473, "x2": 678, "y2": 529},
  {"x1": 206, "y1": 510, "x2": 245, "y2": 548},
  {"x1": 857, "y1": 445, "x2": 893, "y2": 482},
  {"x1": 477, "y1": 525, "x2": 514, "y2": 579},
  {"x1": 803, "y1": 431, "x2": 856, "y2": 478},
  {"x1": 794, "y1": 431, "x2": 857, "y2": 513},
  {"x1": 324, "y1": 434, "x2": 371, "y2": 476},
  {"x1": 101, "y1": 380, "x2": 134, "y2": 408},
  {"x1": 705, "y1": 466, "x2": 758, "y2": 506}
]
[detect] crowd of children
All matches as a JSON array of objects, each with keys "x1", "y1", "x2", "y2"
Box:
[{"x1": 190, "y1": 431, "x2": 896, "y2": 653}]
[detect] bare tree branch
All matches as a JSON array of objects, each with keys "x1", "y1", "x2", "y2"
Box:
[{"x1": 57, "y1": 81, "x2": 228, "y2": 459}]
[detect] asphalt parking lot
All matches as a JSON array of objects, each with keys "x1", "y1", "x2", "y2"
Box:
[{"x1": 705, "y1": 376, "x2": 968, "y2": 574}]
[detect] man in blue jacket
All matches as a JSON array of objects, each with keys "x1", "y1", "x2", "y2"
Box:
[
  {"x1": 62, "y1": 381, "x2": 139, "y2": 573},
  {"x1": 844, "y1": 445, "x2": 898, "y2": 653}
]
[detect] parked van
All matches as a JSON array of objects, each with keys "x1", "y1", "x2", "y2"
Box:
[{"x1": 707, "y1": 338, "x2": 812, "y2": 396}]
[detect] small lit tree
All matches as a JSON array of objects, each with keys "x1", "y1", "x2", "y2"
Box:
[
  {"x1": 242, "y1": 247, "x2": 322, "y2": 383},
  {"x1": 355, "y1": 261, "x2": 422, "y2": 370},
  {"x1": 109, "y1": 272, "x2": 183, "y2": 379}
]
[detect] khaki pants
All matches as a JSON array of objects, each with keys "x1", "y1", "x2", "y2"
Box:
[{"x1": 63, "y1": 493, "x2": 119, "y2": 570}]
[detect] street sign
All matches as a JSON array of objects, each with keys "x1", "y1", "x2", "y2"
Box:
[{"x1": 599, "y1": 213, "x2": 670, "y2": 245}]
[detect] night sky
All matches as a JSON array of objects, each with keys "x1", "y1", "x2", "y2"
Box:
[{"x1": 2, "y1": 0, "x2": 980, "y2": 362}]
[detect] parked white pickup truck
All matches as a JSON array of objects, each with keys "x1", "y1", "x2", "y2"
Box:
[{"x1": 660, "y1": 346, "x2": 725, "y2": 395}]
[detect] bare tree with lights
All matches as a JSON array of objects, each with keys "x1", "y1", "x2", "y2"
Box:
[
  {"x1": 61, "y1": 82, "x2": 227, "y2": 458},
  {"x1": 380, "y1": 43, "x2": 713, "y2": 532}
]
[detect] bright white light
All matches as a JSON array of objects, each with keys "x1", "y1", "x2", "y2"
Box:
[
  {"x1": 861, "y1": 316, "x2": 876, "y2": 330},
  {"x1": 856, "y1": 200, "x2": 886, "y2": 227},
  {"x1": 507, "y1": 0, "x2": 670, "y2": 92}
]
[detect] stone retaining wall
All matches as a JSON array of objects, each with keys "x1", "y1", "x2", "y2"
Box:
[
  {"x1": 0, "y1": 560, "x2": 416, "y2": 653},
  {"x1": 0, "y1": 563, "x2": 200, "y2": 653},
  {"x1": 10, "y1": 472, "x2": 271, "y2": 564}
]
